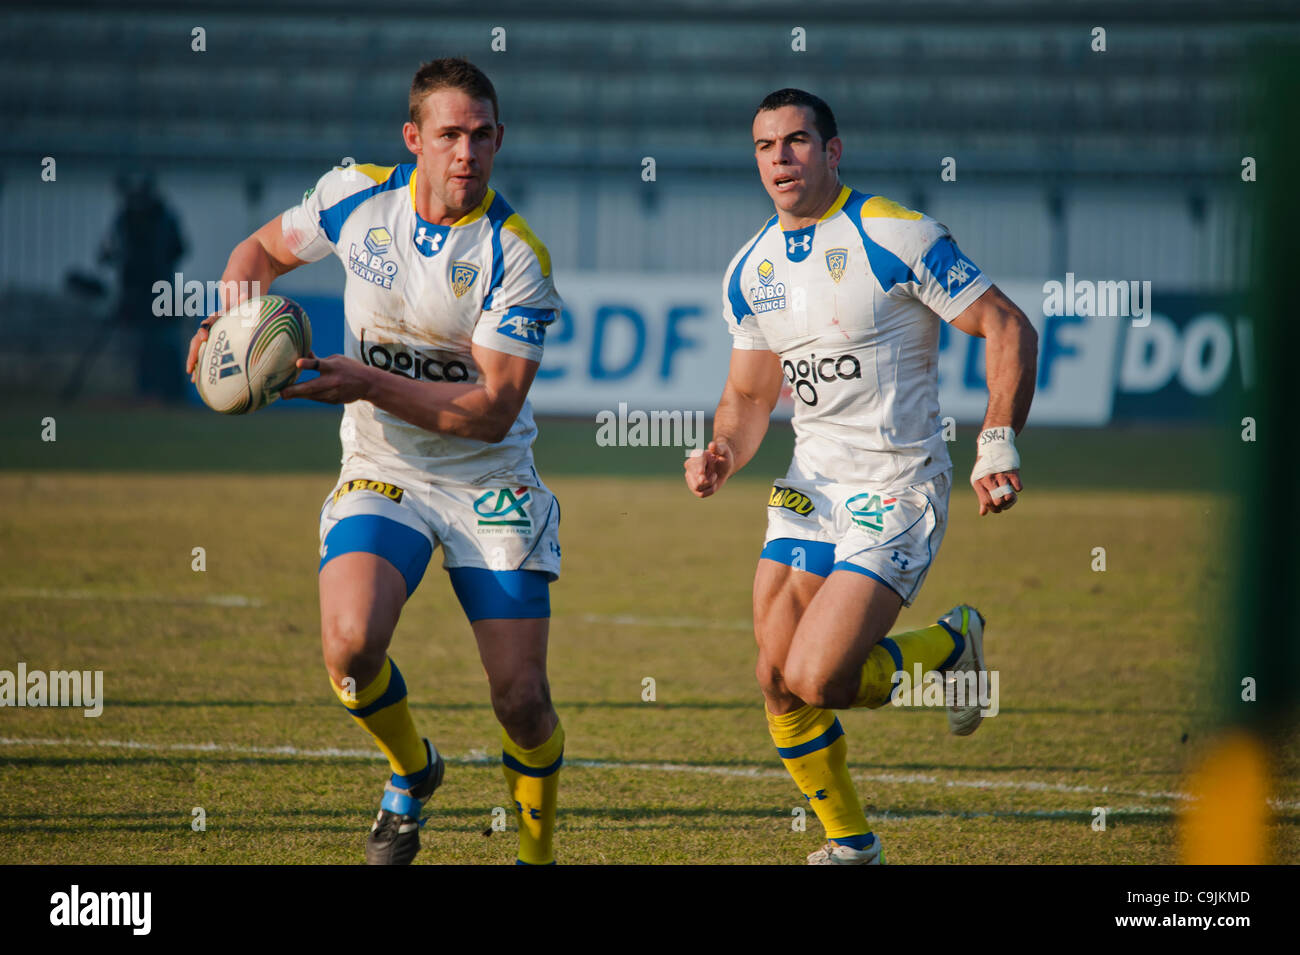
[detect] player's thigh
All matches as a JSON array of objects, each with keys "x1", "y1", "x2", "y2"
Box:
[
  {"x1": 752, "y1": 541, "x2": 832, "y2": 673},
  {"x1": 317, "y1": 551, "x2": 409, "y2": 683},
  {"x1": 784, "y1": 570, "x2": 904, "y2": 693},
  {"x1": 317, "y1": 476, "x2": 437, "y2": 681}
]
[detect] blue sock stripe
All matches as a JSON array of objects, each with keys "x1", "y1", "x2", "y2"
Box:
[
  {"x1": 345, "y1": 660, "x2": 408, "y2": 719},
  {"x1": 391, "y1": 740, "x2": 433, "y2": 790},
  {"x1": 502, "y1": 750, "x2": 565, "y2": 778},
  {"x1": 831, "y1": 832, "x2": 877, "y2": 850},
  {"x1": 775, "y1": 717, "x2": 845, "y2": 760},
  {"x1": 381, "y1": 788, "x2": 422, "y2": 817},
  {"x1": 937, "y1": 619, "x2": 966, "y2": 670},
  {"x1": 879, "y1": 637, "x2": 904, "y2": 674}
]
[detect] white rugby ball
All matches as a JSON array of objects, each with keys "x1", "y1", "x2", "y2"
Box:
[{"x1": 195, "y1": 295, "x2": 312, "y2": 414}]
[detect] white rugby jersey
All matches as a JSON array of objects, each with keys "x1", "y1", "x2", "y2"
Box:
[
  {"x1": 281, "y1": 162, "x2": 562, "y2": 485},
  {"x1": 723, "y1": 185, "x2": 992, "y2": 488}
]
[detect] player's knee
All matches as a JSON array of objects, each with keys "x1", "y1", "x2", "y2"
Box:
[
  {"x1": 784, "y1": 661, "x2": 855, "y2": 710},
  {"x1": 490, "y1": 675, "x2": 553, "y2": 735},
  {"x1": 320, "y1": 615, "x2": 390, "y2": 684}
]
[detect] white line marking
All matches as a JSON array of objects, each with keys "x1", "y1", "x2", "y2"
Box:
[
  {"x1": 2, "y1": 736, "x2": 1294, "y2": 811},
  {"x1": 0, "y1": 588, "x2": 262, "y2": 608},
  {"x1": 577, "y1": 613, "x2": 751, "y2": 632}
]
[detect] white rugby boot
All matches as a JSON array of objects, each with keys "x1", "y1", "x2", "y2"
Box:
[
  {"x1": 939, "y1": 605, "x2": 987, "y2": 737},
  {"x1": 807, "y1": 836, "x2": 885, "y2": 865}
]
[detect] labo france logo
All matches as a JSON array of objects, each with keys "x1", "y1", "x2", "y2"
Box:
[
  {"x1": 782, "y1": 353, "x2": 862, "y2": 406},
  {"x1": 348, "y1": 227, "x2": 399, "y2": 289},
  {"x1": 359, "y1": 328, "x2": 470, "y2": 382}
]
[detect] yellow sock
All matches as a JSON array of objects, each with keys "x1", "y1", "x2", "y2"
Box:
[
  {"x1": 502, "y1": 722, "x2": 564, "y2": 865},
  {"x1": 767, "y1": 705, "x2": 870, "y2": 841},
  {"x1": 852, "y1": 621, "x2": 961, "y2": 709},
  {"x1": 332, "y1": 657, "x2": 429, "y2": 785}
]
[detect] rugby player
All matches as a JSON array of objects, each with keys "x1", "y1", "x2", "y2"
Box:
[
  {"x1": 685, "y1": 89, "x2": 1038, "y2": 864},
  {"x1": 187, "y1": 59, "x2": 565, "y2": 865}
]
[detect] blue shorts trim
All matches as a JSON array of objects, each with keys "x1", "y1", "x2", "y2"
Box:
[
  {"x1": 831, "y1": 561, "x2": 905, "y2": 601},
  {"x1": 448, "y1": 567, "x2": 551, "y2": 622},
  {"x1": 320, "y1": 515, "x2": 432, "y2": 598},
  {"x1": 760, "y1": 538, "x2": 836, "y2": 577}
]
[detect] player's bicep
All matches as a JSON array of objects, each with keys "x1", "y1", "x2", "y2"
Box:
[
  {"x1": 471, "y1": 340, "x2": 541, "y2": 411},
  {"x1": 725, "y1": 347, "x2": 783, "y2": 411},
  {"x1": 949, "y1": 284, "x2": 1030, "y2": 340},
  {"x1": 252, "y1": 215, "x2": 310, "y2": 276}
]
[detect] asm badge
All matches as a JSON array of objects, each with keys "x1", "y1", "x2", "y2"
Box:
[
  {"x1": 825, "y1": 248, "x2": 848, "y2": 284},
  {"x1": 449, "y1": 261, "x2": 481, "y2": 298}
]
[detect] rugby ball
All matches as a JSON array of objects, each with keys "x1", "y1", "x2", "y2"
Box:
[{"x1": 195, "y1": 295, "x2": 312, "y2": 414}]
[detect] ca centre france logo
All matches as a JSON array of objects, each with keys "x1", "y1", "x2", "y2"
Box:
[{"x1": 845, "y1": 492, "x2": 897, "y2": 533}]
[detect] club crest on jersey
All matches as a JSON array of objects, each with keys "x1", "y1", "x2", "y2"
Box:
[
  {"x1": 348, "y1": 226, "x2": 398, "y2": 288},
  {"x1": 825, "y1": 248, "x2": 848, "y2": 283},
  {"x1": 751, "y1": 259, "x2": 786, "y2": 313},
  {"x1": 450, "y1": 261, "x2": 480, "y2": 298},
  {"x1": 845, "y1": 492, "x2": 897, "y2": 533},
  {"x1": 474, "y1": 487, "x2": 533, "y2": 536}
]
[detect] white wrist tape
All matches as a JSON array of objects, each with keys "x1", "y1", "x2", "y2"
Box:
[{"x1": 971, "y1": 427, "x2": 1019, "y2": 487}]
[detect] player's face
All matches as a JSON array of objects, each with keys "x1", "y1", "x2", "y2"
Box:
[
  {"x1": 753, "y1": 106, "x2": 842, "y2": 221},
  {"x1": 404, "y1": 88, "x2": 504, "y2": 219}
]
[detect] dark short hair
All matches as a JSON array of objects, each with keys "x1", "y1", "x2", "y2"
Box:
[
  {"x1": 409, "y1": 57, "x2": 499, "y2": 126},
  {"x1": 755, "y1": 88, "x2": 838, "y2": 147}
]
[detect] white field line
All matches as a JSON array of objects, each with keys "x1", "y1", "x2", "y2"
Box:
[
  {"x1": 577, "y1": 613, "x2": 752, "y2": 631},
  {"x1": 0, "y1": 588, "x2": 262, "y2": 608},
  {"x1": 2, "y1": 735, "x2": 1295, "y2": 812}
]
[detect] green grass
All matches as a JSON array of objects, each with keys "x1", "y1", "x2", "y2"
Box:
[{"x1": 0, "y1": 405, "x2": 1292, "y2": 864}]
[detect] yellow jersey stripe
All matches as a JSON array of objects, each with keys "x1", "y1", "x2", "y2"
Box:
[
  {"x1": 347, "y1": 163, "x2": 396, "y2": 185},
  {"x1": 503, "y1": 212, "x2": 552, "y2": 277},
  {"x1": 820, "y1": 184, "x2": 853, "y2": 221},
  {"x1": 861, "y1": 195, "x2": 923, "y2": 220}
]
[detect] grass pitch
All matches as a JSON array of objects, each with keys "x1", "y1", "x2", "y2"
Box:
[{"x1": 0, "y1": 407, "x2": 1295, "y2": 864}]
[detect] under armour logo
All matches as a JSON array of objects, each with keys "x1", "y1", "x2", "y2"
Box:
[
  {"x1": 891, "y1": 550, "x2": 910, "y2": 569},
  {"x1": 787, "y1": 234, "x2": 811, "y2": 254},
  {"x1": 414, "y1": 227, "x2": 442, "y2": 254}
]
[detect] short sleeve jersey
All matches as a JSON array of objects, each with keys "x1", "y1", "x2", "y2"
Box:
[
  {"x1": 281, "y1": 162, "x2": 563, "y2": 485},
  {"x1": 721, "y1": 185, "x2": 991, "y2": 488}
]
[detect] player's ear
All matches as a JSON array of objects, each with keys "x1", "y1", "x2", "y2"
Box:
[
  {"x1": 825, "y1": 135, "x2": 843, "y2": 170},
  {"x1": 402, "y1": 121, "x2": 423, "y2": 156},
  {"x1": 494, "y1": 122, "x2": 505, "y2": 152}
]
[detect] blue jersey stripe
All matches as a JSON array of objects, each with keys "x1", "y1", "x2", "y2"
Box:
[
  {"x1": 842, "y1": 190, "x2": 919, "y2": 293},
  {"x1": 318, "y1": 164, "x2": 414, "y2": 244},
  {"x1": 726, "y1": 216, "x2": 778, "y2": 323},
  {"x1": 481, "y1": 192, "x2": 513, "y2": 310}
]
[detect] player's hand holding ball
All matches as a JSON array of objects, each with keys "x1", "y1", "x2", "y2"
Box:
[
  {"x1": 281, "y1": 353, "x2": 374, "y2": 405},
  {"x1": 970, "y1": 426, "x2": 1022, "y2": 516},
  {"x1": 685, "y1": 438, "x2": 734, "y2": 498}
]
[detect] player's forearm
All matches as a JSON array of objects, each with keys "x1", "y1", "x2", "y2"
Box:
[
  {"x1": 361, "y1": 368, "x2": 518, "y2": 443},
  {"x1": 711, "y1": 380, "x2": 773, "y2": 475},
  {"x1": 218, "y1": 236, "x2": 287, "y2": 306},
  {"x1": 980, "y1": 311, "x2": 1038, "y2": 435}
]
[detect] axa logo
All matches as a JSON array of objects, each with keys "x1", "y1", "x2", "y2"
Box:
[
  {"x1": 782, "y1": 353, "x2": 862, "y2": 406},
  {"x1": 359, "y1": 328, "x2": 469, "y2": 382}
]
